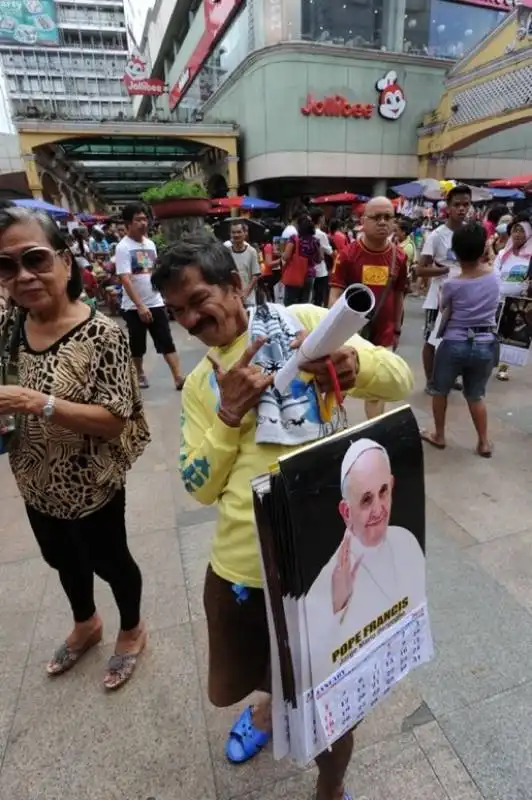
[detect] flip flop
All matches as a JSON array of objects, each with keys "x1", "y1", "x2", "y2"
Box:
[
  {"x1": 104, "y1": 630, "x2": 147, "y2": 691},
  {"x1": 420, "y1": 430, "x2": 446, "y2": 450},
  {"x1": 225, "y1": 706, "x2": 271, "y2": 763},
  {"x1": 47, "y1": 628, "x2": 103, "y2": 676},
  {"x1": 476, "y1": 444, "x2": 493, "y2": 459}
]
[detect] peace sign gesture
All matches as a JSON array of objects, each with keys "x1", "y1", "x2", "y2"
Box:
[
  {"x1": 331, "y1": 535, "x2": 362, "y2": 616},
  {"x1": 207, "y1": 336, "x2": 273, "y2": 427}
]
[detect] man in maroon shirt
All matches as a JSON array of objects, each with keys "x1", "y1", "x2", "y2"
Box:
[{"x1": 329, "y1": 196, "x2": 407, "y2": 420}]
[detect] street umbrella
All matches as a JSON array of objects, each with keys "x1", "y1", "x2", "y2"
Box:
[
  {"x1": 488, "y1": 174, "x2": 532, "y2": 189},
  {"x1": 14, "y1": 198, "x2": 71, "y2": 218},
  {"x1": 211, "y1": 195, "x2": 279, "y2": 210},
  {"x1": 310, "y1": 192, "x2": 360, "y2": 204},
  {"x1": 481, "y1": 187, "x2": 525, "y2": 200},
  {"x1": 391, "y1": 179, "x2": 441, "y2": 199},
  {"x1": 423, "y1": 185, "x2": 492, "y2": 203}
]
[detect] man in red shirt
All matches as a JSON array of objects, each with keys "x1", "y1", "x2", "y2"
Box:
[{"x1": 329, "y1": 196, "x2": 407, "y2": 420}]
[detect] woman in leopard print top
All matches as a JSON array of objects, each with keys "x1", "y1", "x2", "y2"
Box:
[{"x1": 0, "y1": 207, "x2": 150, "y2": 690}]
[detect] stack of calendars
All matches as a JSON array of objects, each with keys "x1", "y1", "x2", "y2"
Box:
[{"x1": 252, "y1": 406, "x2": 434, "y2": 765}]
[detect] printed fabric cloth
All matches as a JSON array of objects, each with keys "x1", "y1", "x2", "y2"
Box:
[{"x1": 248, "y1": 303, "x2": 328, "y2": 446}]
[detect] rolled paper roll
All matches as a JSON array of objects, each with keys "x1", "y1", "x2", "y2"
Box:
[{"x1": 274, "y1": 284, "x2": 375, "y2": 395}]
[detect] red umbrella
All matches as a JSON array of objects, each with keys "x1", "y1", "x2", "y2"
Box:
[
  {"x1": 211, "y1": 196, "x2": 245, "y2": 208},
  {"x1": 311, "y1": 192, "x2": 358, "y2": 204},
  {"x1": 488, "y1": 174, "x2": 532, "y2": 189}
]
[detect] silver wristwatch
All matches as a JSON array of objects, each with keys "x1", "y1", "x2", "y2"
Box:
[{"x1": 41, "y1": 395, "x2": 56, "y2": 420}]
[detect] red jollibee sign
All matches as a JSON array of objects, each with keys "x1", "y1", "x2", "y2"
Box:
[{"x1": 301, "y1": 94, "x2": 374, "y2": 119}]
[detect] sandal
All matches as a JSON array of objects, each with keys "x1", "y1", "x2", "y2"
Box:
[
  {"x1": 496, "y1": 370, "x2": 509, "y2": 382},
  {"x1": 138, "y1": 375, "x2": 150, "y2": 389},
  {"x1": 103, "y1": 630, "x2": 147, "y2": 691},
  {"x1": 476, "y1": 443, "x2": 493, "y2": 459},
  {"x1": 47, "y1": 628, "x2": 102, "y2": 676},
  {"x1": 420, "y1": 430, "x2": 446, "y2": 450},
  {"x1": 225, "y1": 706, "x2": 271, "y2": 763}
]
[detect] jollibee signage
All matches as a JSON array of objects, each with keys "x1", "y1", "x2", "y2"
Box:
[
  {"x1": 122, "y1": 53, "x2": 165, "y2": 96},
  {"x1": 301, "y1": 71, "x2": 406, "y2": 122},
  {"x1": 301, "y1": 94, "x2": 374, "y2": 119}
]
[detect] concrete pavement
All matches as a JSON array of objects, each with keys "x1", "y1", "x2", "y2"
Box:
[{"x1": 1, "y1": 297, "x2": 532, "y2": 799}]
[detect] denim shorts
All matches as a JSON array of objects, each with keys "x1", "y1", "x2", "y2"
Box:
[{"x1": 433, "y1": 337, "x2": 497, "y2": 401}]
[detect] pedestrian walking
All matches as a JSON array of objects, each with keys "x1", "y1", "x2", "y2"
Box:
[
  {"x1": 0, "y1": 207, "x2": 150, "y2": 689},
  {"x1": 116, "y1": 202, "x2": 185, "y2": 390},
  {"x1": 421, "y1": 222, "x2": 499, "y2": 457}
]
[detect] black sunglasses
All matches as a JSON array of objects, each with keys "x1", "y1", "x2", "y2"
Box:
[{"x1": 0, "y1": 246, "x2": 61, "y2": 283}]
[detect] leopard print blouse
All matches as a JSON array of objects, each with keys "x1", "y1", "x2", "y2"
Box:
[{"x1": 0, "y1": 306, "x2": 150, "y2": 519}]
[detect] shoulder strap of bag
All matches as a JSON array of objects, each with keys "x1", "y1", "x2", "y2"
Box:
[
  {"x1": 369, "y1": 245, "x2": 397, "y2": 323},
  {"x1": 0, "y1": 306, "x2": 22, "y2": 385}
]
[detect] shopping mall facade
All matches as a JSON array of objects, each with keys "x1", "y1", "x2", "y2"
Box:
[{"x1": 133, "y1": 0, "x2": 529, "y2": 200}]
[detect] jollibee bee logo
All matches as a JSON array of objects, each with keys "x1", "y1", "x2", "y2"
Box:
[{"x1": 376, "y1": 71, "x2": 406, "y2": 121}]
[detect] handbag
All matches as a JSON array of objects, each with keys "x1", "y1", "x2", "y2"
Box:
[
  {"x1": 0, "y1": 305, "x2": 22, "y2": 455},
  {"x1": 360, "y1": 247, "x2": 397, "y2": 343},
  {"x1": 282, "y1": 237, "x2": 309, "y2": 288}
]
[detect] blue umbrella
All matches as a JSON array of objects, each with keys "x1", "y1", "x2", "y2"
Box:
[
  {"x1": 14, "y1": 198, "x2": 71, "y2": 218},
  {"x1": 482, "y1": 187, "x2": 525, "y2": 200},
  {"x1": 390, "y1": 181, "x2": 425, "y2": 199},
  {"x1": 241, "y1": 196, "x2": 279, "y2": 210}
]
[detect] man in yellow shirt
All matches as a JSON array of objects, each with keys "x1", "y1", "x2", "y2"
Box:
[{"x1": 152, "y1": 234, "x2": 414, "y2": 800}]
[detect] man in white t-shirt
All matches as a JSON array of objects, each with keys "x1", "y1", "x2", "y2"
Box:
[
  {"x1": 115, "y1": 203, "x2": 184, "y2": 390},
  {"x1": 311, "y1": 207, "x2": 333, "y2": 307},
  {"x1": 224, "y1": 221, "x2": 261, "y2": 306},
  {"x1": 417, "y1": 185, "x2": 472, "y2": 392}
]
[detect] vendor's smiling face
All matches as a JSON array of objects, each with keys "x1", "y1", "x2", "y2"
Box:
[{"x1": 339, "y1": 449, "x2": 394, "y2": 547}]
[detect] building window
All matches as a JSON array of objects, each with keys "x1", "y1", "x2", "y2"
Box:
[
  {"x1": 175, "y1": 3, "x2": 251, "y2": 120},
  {"x1": 301, "y1": 0, "x2": 384, "y2": 49},
  {"x1": 403, "y1": 0, "x2": 507, "y2": 59}
]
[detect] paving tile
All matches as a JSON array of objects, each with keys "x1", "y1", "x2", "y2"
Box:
[
  {"x1": 236, "y1": 733, "x2": 449, "y2": 800},
  {"x1": 468, "y1": 528, "x2": 532, "y2": 615},
  {"x1": 3, "y1": 626, "x2": 210, "y2": 797},
  {"x1": 414, "y1": 721, "x2": 483, "y2": 800},
  {"x1": 0, "y1": 495, "x2": 38, "y2": 564},
  {"x1": 0, "y1": 460, "x2": 21, "y2": 500},
  {"x1": 180, "y1": 522, "x2": 214, "y2": 621},
  {"x1": 125, "y1": 470, "x2": 179, "y2": 536},
  {"x1": 440, "y1": 681, "x2": 532, "y2": 800},
  {"x1": 413, "y1": 529, "x2": 532, "y2": 716},
  {"x1": 426, "y1": 498, "x2": 477, "y2": 549},
  {"x1": 424, "y1": 459, "x2": 532, "y2": 542},
  {"x1": 0, "y1": 557, "x2": 48, "y2": 615},
  {"x1": 0, "y1": 610, "x2": 38, "y2": 763}
]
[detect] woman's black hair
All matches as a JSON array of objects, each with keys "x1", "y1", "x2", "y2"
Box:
[
  {"x1": 297, "y1": 213, "x2": 315, "y2": 237},
  {"x1": 152, "y1": 231, "x2": 238, "y2": 292},
  {"x1": 486, "y1": 205, "x2": 508, "y2": 225},
  {"x1": 0, "y1": 207, "x2": 83, "y2": 300},
  {"x1": 395, "y1": 218, "x2": 412, "y2": 235},
  {"x1": 451, "y1": 221, "x2": 486, "y2": 263}
]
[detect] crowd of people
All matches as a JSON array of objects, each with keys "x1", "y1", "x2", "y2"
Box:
[{"x1": 0, "y1": 187, "x2": 531, "y2": 799}]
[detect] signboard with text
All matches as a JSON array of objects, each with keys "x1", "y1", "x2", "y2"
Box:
[
  {"x1": 123, "y1": 52, "x2": 165, "y2": 96},
  {"x1": 169, "y1": 0, "x2": 244, "y2": 110},
  {"x1": 0, "y1": 0, "x2": 59, "y2": 46}
]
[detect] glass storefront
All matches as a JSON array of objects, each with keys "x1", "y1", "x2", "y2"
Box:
[
  {"x1": 174, "y1": 3, "x2": 250, "y2": 122},
  {"x1": 403, "y1": 0, "x2": 507, "y2": 59},
  {"x1": 301, "y1": 0, "x2": 384, "y2": 50}
]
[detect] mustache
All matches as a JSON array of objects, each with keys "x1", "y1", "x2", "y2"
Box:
[{"x1": 189, "y1": 318, "x2": 213, "y2": 337}]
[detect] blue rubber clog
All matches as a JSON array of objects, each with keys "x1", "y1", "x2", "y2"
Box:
[{"x1": 225, "y1": 705, "x2": 271, "y2": 763}]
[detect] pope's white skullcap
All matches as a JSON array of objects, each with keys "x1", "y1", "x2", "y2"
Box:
[{"x1": 340, "y1": 438, "x2": 389, "y2": 495}]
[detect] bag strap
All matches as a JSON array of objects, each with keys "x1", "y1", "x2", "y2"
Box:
[
  {"x1": 368, "y1": 245, "x2": 397, "y2": 323},
  {"x1": 0, "y1": 306, "x2": 22, "y2": 385}
]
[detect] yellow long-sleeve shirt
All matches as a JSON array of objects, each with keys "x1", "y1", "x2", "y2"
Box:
[{"x1": 180, "y1": 304, "x2": 413, "y2": 588}]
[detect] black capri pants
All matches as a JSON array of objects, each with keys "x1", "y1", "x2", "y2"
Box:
[
  {"x1": 123, "y1": 306, "x2": 176, "y2": 359},
  {"x1": 26, "y1": 488, "x2": 142, "y2": 632}
]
